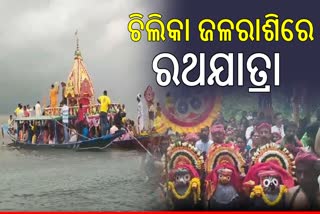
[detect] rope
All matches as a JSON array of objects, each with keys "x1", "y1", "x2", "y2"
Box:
[
  {"x1": 6, "y1": 130, "x2": 17, "y2": 141},
  {"x1": 48, "y1": 115, "x2": 90, "y2": 141},
  {"x1": 129, "y1": 133, "x2": 153, "y2": 157}
]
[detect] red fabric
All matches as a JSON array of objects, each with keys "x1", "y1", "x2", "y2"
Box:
[
  {"x1": 295, "y1": 151, "x2": 319, "y2": 165},
  {"x1": 255, "y1": 122, "x2": 272, "y2": 131},
  {"x1": 77, "y1": 108, "x2": 86, "y2": 122},
  {"x1": 24, "y1": 110, "x2": 30, "y2": 117},
  {"x1": 80, "y1": 79, "x2": 93, "y2": 97},
  {"x1": 79, "y1": 98, "x2": 90, "y2": 115},
  {"x1": 0, "y1": 211, "x2": 310, "y2": 214},
  {"x1": 205, "y1": 162, "x2": 242, "y2": 193},
  {"x1": 169, "y1": 164, "x2": 200, "y2": 181},
  {"x1": 243, "y1": 161, "x2": 294, "y2": 188}
]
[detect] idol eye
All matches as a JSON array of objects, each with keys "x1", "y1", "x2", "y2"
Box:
[
  {"x1": 175, "y1": 176, "x2": 180, "y2": 181},
  {"x1": 218, "y1": 174, "x2": 223, "y2": 179},
  {"x1": 272, "y1": 178, "x2": 279, "y2": 186},
  {"x1": 227, "y1": 176, "x2": 231, "y2": 180},
  {"x1": 176, "y1": 100, "x2": 188, "y2": 115},
  {"x1": 189, "y1": 97, "x2": 202, "y2": 110},
  {"x1": 184, "y1": 174, "x2": 191, "y2": 181},
  {"x1": 263, "y1": 179, "x2": 270, "y2": 187}
]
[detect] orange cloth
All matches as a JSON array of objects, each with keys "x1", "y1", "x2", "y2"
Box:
[{"x1": 50, "y1": 87, "x2": 58, "y2": 107}]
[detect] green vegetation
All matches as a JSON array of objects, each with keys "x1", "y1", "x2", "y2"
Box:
[{"x1": 221, "y1": 91, "x2": 293, "y2": 121}]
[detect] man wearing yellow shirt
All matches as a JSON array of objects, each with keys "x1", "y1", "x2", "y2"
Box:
[
  {"x1": 97, "y1": 90, "x2": 111, "y2": 135},
  {"x1": 14, "y1": 104, "x2": 23, "y2": 118}
]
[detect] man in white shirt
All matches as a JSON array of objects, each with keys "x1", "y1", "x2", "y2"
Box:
[
  {"x1": 35, "y1": 101, "x2": 42, "y2": 117},
  {"x1": 137, "y1": 94, "x2": 144, "y2": 134},
  {"x1": 271, "y1": 112, "x2": 285, "y2": 138},
  {"x1": 245, "y1": 119, "x2": 256, "y2": 141},
  {"x1": 195, "y1": 127, "x2": 213, "y2": 156},
  {"x1": 60, "y1": 102, "x2": 69, "y2": 143}
]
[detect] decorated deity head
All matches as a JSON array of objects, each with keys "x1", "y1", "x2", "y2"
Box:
[
  {"x1": 165, "y1": 142, "x2": 203, "y2": 205},
  {"x1": 172, "y1": 166, "x2": 193, "y2": 193},
  {"x1": 244, "y1": 164, "x2": 291, "y2": 207},
  {"x1": 205, "y1": 144, "x2": 245, "y2": 203},
  {"x1": 217, "y1": 168, "x2": 233, "y2": 185},
  {"x1": 258, "y1": 170, "x2": 281, "y2": 195}
]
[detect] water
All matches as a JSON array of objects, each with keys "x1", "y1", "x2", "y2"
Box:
[{"x1": 0, "y1": 116, "x2": 165, "y2": 211}]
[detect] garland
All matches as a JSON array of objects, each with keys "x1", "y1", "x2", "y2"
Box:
[
  {"x1": 168, "y1": 177, "x2": 201, "y2": 204},
  {"x1": 250, "y1": 185, "x2": 287, "y2": 206}
]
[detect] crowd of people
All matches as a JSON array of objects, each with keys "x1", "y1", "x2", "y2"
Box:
[
  {"x1": 7, "y1": 87, "x2": 144, "y2": 144},
  {"x1": 142, "y1": 108, "x2": 320, "y2": 210},
  {"x1": 163, "y1": 110, "x2": 318, "y2": 161}
]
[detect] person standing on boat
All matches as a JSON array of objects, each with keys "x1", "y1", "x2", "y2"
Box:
[
  {"x1": 97, "y1": 90, "x2": 111, "y2": 136},
  {"x1": 35, "y1": 101, "x2": 42, "y2": 117},
  {"x1": 14, "y1": 103, "x2": 23, "y2": 118},
  {"x1": 60, "y1": 82, "x2": 67, "y2": 106},
  {"x1": 27, "y1": 104, "x2": 34, "y2": 117},
  {"x1": 23, "y1": 106, "x2": 30, "y2": 117},
  {"x1": 50, "y1": 83, "x2": 59, "y2": 115},
  {"x1": 137, "y1": 94, "x2": 144, "y2": 134},
  {"x1": 61, "y1": 102, "x2": 69, "y2": 143}
]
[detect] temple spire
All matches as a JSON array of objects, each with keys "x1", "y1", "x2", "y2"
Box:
[{"x1": 74, "y1": 30, "x2": 82, "y2": 58}]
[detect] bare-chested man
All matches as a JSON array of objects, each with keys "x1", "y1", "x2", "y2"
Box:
[{"x1": 286, "y1": 151, "x2": 320, "y2": 210}]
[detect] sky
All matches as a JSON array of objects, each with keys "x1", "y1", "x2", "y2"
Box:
[{"x1": 0, "y1": 0, "x2": 166, "y2": 119}]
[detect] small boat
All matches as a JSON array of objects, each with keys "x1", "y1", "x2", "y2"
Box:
[
  {"x1": 7, "y1": 116, "x2": 125, "y2": 151},
  {"x1": 111, "y1": 134, "x2": 165, "y2": 151}
]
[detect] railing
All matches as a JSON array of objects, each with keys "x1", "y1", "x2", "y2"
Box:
[{"x1": 43, "y1": 103, "x2": 122, "y2": 117}]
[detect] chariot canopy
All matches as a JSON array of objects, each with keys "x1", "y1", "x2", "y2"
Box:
[{"x1": 64, "y1": 31, "x2": 95, "y2": 107}]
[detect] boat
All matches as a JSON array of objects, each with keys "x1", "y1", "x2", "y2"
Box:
[
  {"x1": 6, "y1": 34, "x2": 166, "y2": 152},
  {"x1": 7, "y1": 116, "x2": 126, "y2": 151},
  {"x1": 110, "y1": 134, "x2": 165, "y2": 151}
]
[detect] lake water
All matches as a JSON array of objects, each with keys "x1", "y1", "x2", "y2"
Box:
[{"x1": 0, "y1": 115, "x2": 165, "y2": 211}]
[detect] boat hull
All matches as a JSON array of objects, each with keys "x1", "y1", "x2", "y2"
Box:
[
  {"x1": 111, "y1": 135, "x2": 165, "y2": 151},
  {"x1": 7, "y1": 130, "x2": 125, "y2": 151}
]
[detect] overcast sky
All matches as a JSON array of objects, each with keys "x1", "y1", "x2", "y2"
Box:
[{"x1": 0, "y1": 0, "x2": 166, "y2": 119}]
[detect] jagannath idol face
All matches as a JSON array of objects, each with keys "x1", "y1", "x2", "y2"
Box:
[
  {"x1": 174, "y1": 168, "x2": 192, "y2": 194},
  {"x1": 261, "y1": 175, "x2": 280, "y2": 195}
]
